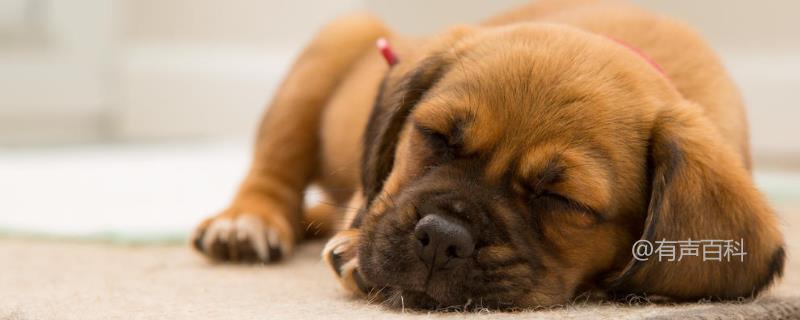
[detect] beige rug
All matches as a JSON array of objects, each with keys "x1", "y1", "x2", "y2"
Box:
[{"x1": 2, "y1": 203, "x2": 800, "y2": 320}]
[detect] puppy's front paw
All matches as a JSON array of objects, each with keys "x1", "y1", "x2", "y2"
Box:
[
  {"x1": 192, "y1": 210, "x2": 294, "y2": 263},
  {"x1": 323, "y1": 229, "x2": 372, "y2": 295}
]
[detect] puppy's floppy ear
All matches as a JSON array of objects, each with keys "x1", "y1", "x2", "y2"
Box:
[
  {"x1": 608, "y1": 101, "x2": 785, "y2": 299},
  {"x1": 353, "y1": 27, "x2": 477, "y2": 228},
  {"x1": 360, "y1": 55, "x2": 450, "y2": 208}
]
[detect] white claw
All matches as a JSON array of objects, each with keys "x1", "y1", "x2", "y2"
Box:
[
  {"x1": 340, "y1": 258, "x2": 359, "y2": 275},
  {"x1": 203, "y1": 218, "x2": 233, "y2": 251},
  {"x1": 323, "y1": 233, "x2": 354, "y2": 257},
  {"x1": 265, "y1": 228, "x2": 289, "y2": 258},
  {"x1": 236, "y1": 214, "x2": 269, "y2": 261},
  {"x1": 266, "y1": 228, "x2": 279, "y2": 247}
]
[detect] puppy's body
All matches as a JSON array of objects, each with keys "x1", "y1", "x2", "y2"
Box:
[{"x1": 193, "y1": 0, "x2": 782, "y2": 309}]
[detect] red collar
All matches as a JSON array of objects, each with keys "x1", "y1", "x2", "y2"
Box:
[
  {"x1": 376, "y1": 37, "x2": 399, "y2": 66},
  {"x1": 605, "y1": 35, "x2": 667, "y2": 77}
]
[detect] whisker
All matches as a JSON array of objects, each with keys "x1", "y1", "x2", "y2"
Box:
[{"x1": 314, "y1": 200, "x2": 360, "y2": 210}]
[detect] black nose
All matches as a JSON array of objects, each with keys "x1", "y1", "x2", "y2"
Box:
[{"x1": 414, "y1": 214, "x2": 475, "y2": 270}]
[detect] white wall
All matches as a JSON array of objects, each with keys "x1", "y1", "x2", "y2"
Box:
[
  {"x1": 0, "y1": 0, "x2": 118, "y2": 144},
  {"x1": 629, "y1": 1, "x2": 800, "y2": 162},
  {"x1": 116, "y1": 0, "x2": 363, "y2": 140}
]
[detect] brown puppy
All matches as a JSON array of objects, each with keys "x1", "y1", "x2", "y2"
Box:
[{"x1": 192, "y1": 0, "x2": 785, "y2": 309}]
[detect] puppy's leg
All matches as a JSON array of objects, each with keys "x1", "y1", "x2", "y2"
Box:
[
  {"x1": 193, "y1": 14, "x2": 389, "y2": 263},
  {"x1": 301, "y1": 195, "x2": 342, "y2": 240},
  {"x1": 323, "y1": 192, "x2": 372, "y2": 295},
  {"x1": 324, "y1": 228, "x2": 370, "y2": 294}
]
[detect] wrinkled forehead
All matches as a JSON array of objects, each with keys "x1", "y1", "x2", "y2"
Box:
[
  {"x1": 410, "y1": 62, "x2": 607, "y2": 156},
  {"x1": 409, "y1": 32, "x2": 669, "y2": 130},
  {"x1": 407, "y1": 50, "x2": 632, "y2": 187}
]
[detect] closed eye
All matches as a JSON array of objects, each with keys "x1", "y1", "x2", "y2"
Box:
[
  {"x1": 415, "y1": 124, "x2": 462, "y2": 160},
  {"x1": 528, "y1": 191, "x2": 605, "y2": 222}
]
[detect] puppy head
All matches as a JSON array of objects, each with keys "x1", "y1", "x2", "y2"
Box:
[{"x1": 354, "y1": 24, "x2": 784, "y2": 309}]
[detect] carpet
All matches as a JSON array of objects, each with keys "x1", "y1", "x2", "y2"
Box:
[
  {"x1": 2, "y1": 204, "x2": 800, "y2": 320},
  {"x1": 2, "y1": 238, "x2": 799, "y2": 320}
]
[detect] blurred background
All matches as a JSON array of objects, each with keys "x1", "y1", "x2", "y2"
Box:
[{"x1": 1, "y1": 0, "x2": 798, "y2": 241}]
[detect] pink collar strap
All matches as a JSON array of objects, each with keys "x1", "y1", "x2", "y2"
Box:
[{"x1": 605, "y1": 35, "x2": 667, "y2": 77}]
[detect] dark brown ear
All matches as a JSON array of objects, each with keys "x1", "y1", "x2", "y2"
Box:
[
  {"x1": 360, "y1": 55, "x2": 450, "y2": 207},
  {"x1": 608, "y1": 101, "x2": 785, "y2": 300}
]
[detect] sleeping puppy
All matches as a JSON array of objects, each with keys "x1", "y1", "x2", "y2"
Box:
[{"x1": 192, "y1": 0, "x2": 785, "y2": 309}]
